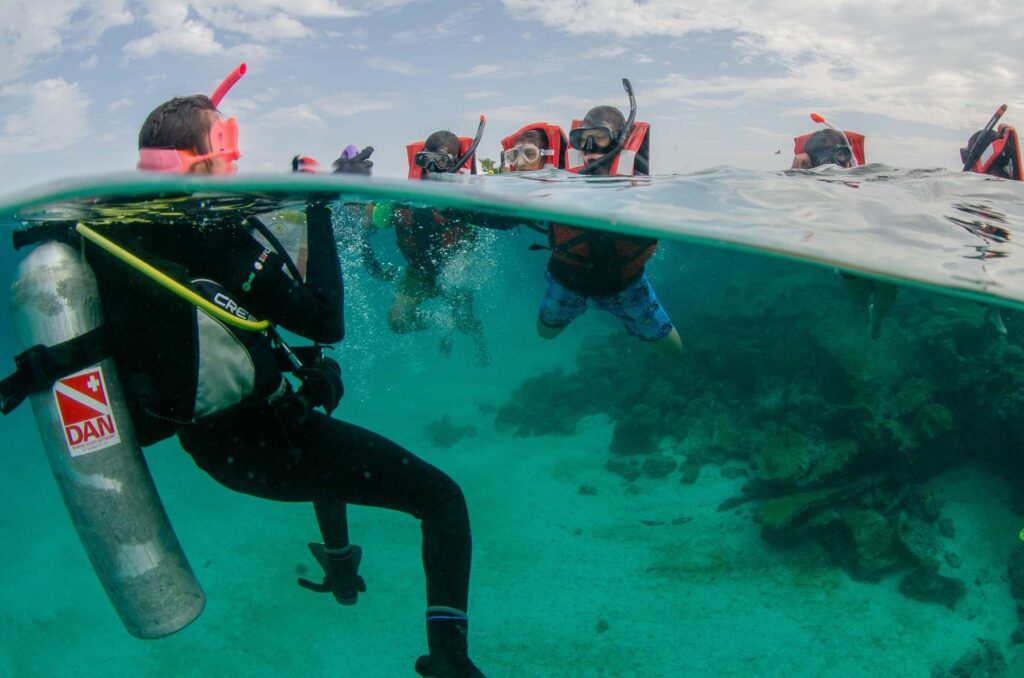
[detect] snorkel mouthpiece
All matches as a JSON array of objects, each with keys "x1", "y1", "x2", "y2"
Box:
[
  {"x1": 578, "y1": 78, "x2": 637, "y2": 176},
  {"x1": 210, "y1": 63, "x2": 247, "y2": 107}
]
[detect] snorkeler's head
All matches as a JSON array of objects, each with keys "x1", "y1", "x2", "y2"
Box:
[
  {"x1": 424, "y1": 130, "x2": 461, "y2": 157},
  {"x1": 962, "y1": 126, "x2": 1020, "y2": 180},
  {"x1": 137, "y1": 95, "x2": 239, "y2": 174},
  {"x1": 803, "y1": 129, "x2": 854, "y2": 168},
  {"x1": 583, "y1": 106, "x2": 626, "y2": 136}
]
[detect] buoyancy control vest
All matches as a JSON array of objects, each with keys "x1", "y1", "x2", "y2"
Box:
[
  {"x1": 793, "y1": 131, "x2": 866, "y2": 165},
  {"x1": 500, "y1": 123, "x2": 569, "y2": 171},
  {"x1": 87, "y1": 227, "x2": 288, "y2": 444},
  {"x1": 566, "y1": 121, "x2": 651, "y2": 176},
  {"x1": 406, "y1": 137, "x2": 478, "y2": 180}
]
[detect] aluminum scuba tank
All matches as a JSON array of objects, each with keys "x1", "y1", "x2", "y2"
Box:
[{"x1": 9, "y1": 241, "x2": 205, "y2": 638}]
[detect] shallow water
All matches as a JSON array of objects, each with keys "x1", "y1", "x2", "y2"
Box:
[{"x1": 1, "y1": 170, "x2": 1024, "y2": 676}]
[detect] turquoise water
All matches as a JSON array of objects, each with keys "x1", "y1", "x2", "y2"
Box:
[{"x1": 1, "y1": 169, "x2": 1024, "y2": 676}]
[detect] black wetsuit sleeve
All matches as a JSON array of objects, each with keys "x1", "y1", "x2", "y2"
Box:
[
  {"x1": 210, "y1": 205, "x2": 345, "y2": 343},
  {"x1": 439, "y1": 208, "x2": 539, "y2": 232}
]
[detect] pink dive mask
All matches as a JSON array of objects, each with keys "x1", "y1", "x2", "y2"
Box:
[{"x1": 137, "y1": 63, "x2": 246, "y2": 174}]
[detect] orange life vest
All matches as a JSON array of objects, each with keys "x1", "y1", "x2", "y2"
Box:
[
  {"x1": 406, "y1": 137, "x2": 478, "y2": 180},
  {"x1": 500, "y1": 123, "x2": 568, "y2": 171},
  {"x1": 566, "y1": 121, "x2": 651, "y2": 176},
  {"x1": 793, "y1": 131, "x2": 866, "y2": 165}
]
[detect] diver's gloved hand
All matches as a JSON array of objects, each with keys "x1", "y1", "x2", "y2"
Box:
[
  {"x1": 332, "y1": 145, "x2": 374, "y2": 175},
  {"x1": 297, "y1": 542, "x2": 366, "y2": 606},
  {"x1": 296, "y1": 356, "x2": 343, "y2": 415}
]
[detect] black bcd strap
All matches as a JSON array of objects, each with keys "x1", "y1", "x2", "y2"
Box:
[{"x1": 0, "y1": 326, "x2": 111, "y2": 415}]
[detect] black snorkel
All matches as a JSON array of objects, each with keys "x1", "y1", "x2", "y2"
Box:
[
  {"x1": 577, "y1": 78, "x2": 637, "y2": 176},
  {"x1": 962, "y1": 104, "x2": 1008, "y2": 172},
  {"x1": 447, "y1": 115, "x2": 487, "y2": 174}
]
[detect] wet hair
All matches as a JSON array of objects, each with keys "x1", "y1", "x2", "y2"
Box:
[
  {"x1": 138, "y1": 95, "x2": 217, "y2": 152},
  {"x1": 424, "y1": 130, "x2": 460, "y2": 156},
  {"x1": 803, "y1": 129, "x2": 848, "y2": 167},
  {"x1": 514, "y1": 128, "x2": 548, "y2": 149},
  {"x1": 583, "y1": 106, "x2": 626, "y2": 133}
]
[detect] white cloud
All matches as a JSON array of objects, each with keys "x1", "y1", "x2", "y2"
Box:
[
  {"x1": 312, "y1": 93, "x2": 399, "y2": 118},
  {"x1": 260, "y1": 104, "x2": 327, "y2": 128},
  {"x1": 453, "y1": 64, "x2": 502, "y2": 80},
  {"x1": 501, "y1": 0, "x2": 1024, "y2": 130},
  {"x1": 79, "y1": 55, "x2": 99, "y2": 70},
  {"x1": 0, "y1": 1, "x2": 133, "y2": 82},
  {"x1": 107, "y1": 97, "x2": 132, "y2": 112},
  {"x1": 0, "y1": 78, "x2": 92, "y2": 154},
  {"x1": 365, "y1": 57, "x2": 417, "y2": 76}
]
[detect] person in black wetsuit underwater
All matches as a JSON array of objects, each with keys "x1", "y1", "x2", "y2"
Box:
[{"x1": 84, "y1": 83, "x2": 485, "y2": 677}]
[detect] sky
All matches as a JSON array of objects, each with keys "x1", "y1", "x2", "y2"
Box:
[{"x1": 0, "y1": 0, "x2": 1022, "y2": 191}]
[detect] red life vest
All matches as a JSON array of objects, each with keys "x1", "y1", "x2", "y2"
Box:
[
  {"x1": 547, "y1": 226, "x2": 657, "y2": 290},
  {"x1": 406, "y1": 136, "x2": 478, "y2": 180},
  {"x1": 566, "y1": 121, "x2": 651, "y2": 176},
  {"x1": 500, "y1": 123, "x2": 568, "y2": 171},
  {"x1": 793, "y1": 131, "x2": 866, "y2": 165}
]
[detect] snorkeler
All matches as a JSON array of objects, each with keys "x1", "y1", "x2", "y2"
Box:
[
  {"x1": 961, "y1": 105, "x2": 1021, "y2": 181},
  {"x1": 536, "y1": 81, "x2": 682, "y2": 356},
  {"x1": 68, "y1": 69, "x2": 484, "y2": 678},
  {"x1": 500, "y1": 123, "x2": 568, "y2": 172},
  {"x1": 381, "y1": 123, "x2": 492, "y2": 367}
]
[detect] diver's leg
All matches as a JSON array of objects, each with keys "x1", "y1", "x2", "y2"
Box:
[
  {"x1": 650, "y1": 326, "x2": 683, "y2": 356},
  {"x1": 600, "y1": 273, "x2": 682, "y2": 357},
  {"x1": 450, "y1": 289, "x2": 490, "y2": 367}
]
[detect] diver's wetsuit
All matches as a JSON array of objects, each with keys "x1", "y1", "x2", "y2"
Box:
[{"x1": 86, "y1": 203, "x2": 472, "y2": 613}]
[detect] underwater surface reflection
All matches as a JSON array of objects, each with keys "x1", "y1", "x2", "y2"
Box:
[{"x1": 1, "y1": 170, "x2": 1024, "y2": 676}]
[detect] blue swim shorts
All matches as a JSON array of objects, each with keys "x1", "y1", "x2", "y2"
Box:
[{"x1": 538, "y1": 271, "x2": 675, "y2": 341}]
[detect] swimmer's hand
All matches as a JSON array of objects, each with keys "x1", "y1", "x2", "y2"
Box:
[
  {"x1": 296, "y1": 356, "x2": 343, "y2": 415},
  {"x1": 333, "y1": 146, "x2": 374, "y2": 175}
]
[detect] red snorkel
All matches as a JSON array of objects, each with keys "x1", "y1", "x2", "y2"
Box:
[{"x1": 210, "y1": 63, "x2": 247, "y2": 107}]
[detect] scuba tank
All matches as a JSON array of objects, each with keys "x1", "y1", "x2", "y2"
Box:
[{"x1": 6, "y1": 241, "x2": 205, "y2": 638}]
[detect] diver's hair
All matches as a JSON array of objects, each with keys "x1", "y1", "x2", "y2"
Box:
[
  {"x1": 514, "y1": 128, "x2": 548, "y2": 149},
  {"x1": 138, "y1": 95, "x2": 217, "y2": 152},
  {"x1": 967, "y1": 129, "x2": 1000, "y2": 153},
  {"x1": 425, "y1": 130, "x2": 460, "y2": 156},
  {"x1": 583, "y1": 106, "x2": 626, "y2": 133},
  {"x1": 803, "y1": 129, "x2": 847, "y2": 166}
]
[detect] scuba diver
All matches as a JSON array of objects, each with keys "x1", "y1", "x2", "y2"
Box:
[
  {"x1": 536, "y1": 80, "x2": 682, "y2": 356},
  {"x1": 961, "y1": 105, "x2": 1021, "y2": 181},
  {"x1": 381, "y1": 122, "x2": 492, "y2": 367},
  {"x1": 499, "y1": 123, "x2": 568, "y2": 172},
  {"x1": 58, "y1": 69, "x2": 484, "y2": 678}
]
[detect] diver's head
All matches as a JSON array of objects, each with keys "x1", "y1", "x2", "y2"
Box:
[
  {"x1": 414, "y1": 130, "x2": 461, "y2": 176},
  {"x1": 569, "y1": 106, "x2": 626, "y2": 175},
  {"x1": 803, "y1": 129, "x2": 854, "y2": 168},
  {"x1": 137, "y1": 95, "x2": 240, "y2": 175},
  {"x1": 504, "y1": 128, "x2": 549, "y2": 171}
]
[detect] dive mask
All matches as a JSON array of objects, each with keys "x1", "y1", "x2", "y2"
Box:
[
  {"x1": 137, "y1": 116, "x2": 241, "y2": 173},
  {"x1": 569, "y1": 126, "x2": 617, "y2": 153},
  {"x1": 811, "y1": 143, "x2": 853, "y2": 169},
  {"x1": 502, "y1": 144, "x2": 552, "y2": 167},
  {"x1": 413, "y1": 151, "x2": 459, "y2": 173}
]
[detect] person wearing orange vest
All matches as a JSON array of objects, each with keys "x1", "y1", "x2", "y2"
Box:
[
  {"x1": 791, "y1": 128, "x2": 865, "y2": 169},
  {"x1": 500, "y1": 123, "x2": 567, "y2": 171},
  {"x1": 538, "y1": 103, "x2": 682, "y2": 356},
  {"x1": 385, "y1": 130, "x2": 492, "y2": 367}
]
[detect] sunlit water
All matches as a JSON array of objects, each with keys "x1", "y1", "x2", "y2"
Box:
[{"x1": 1, "y1": 168, "x2": 1024, "y2": 676}]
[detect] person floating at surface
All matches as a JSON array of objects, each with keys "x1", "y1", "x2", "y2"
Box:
[
  {"x1": 381, "y1": 126, "x2": 492, "y2": 367},
  {"x1": 961, "y1": 117, "x2": 1021, "y2": 182},
  {"x1": 790, "y1": 121, "x2": 898, "y2": 339},
  {"x1": 499, "y1": 123, "x2": 568, "y2": 172},
  {"x1": 791, "y1": 127, "x2": 864, "y2": 170},
  {"x1": 84, "y1": 73, "x2": 484, "y2": 678},
  {"x1": 536, "y1": 82, "x2": 682, "y2": 356}
]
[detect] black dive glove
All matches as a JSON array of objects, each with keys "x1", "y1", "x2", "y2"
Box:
[
  {"x1": 332, "y1": 146, "x2": 374, "y2": 175},
  {"x1": 296, "y1": 356, "x2": 343, "y2": 415},
  {"x1": 297, "y1": 542, "x2": 366, "y2": 605}
]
